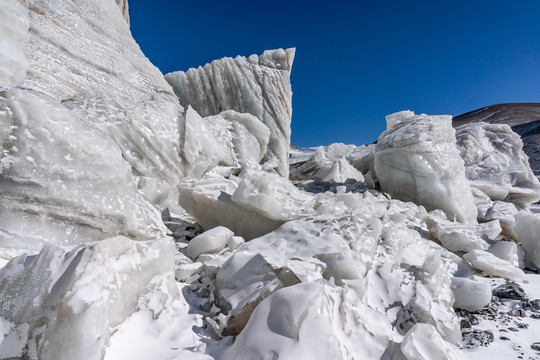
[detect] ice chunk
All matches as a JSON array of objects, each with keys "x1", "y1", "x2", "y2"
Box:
[
  {"x1": 214, "y1": 251, "x2": 299, "y2": 336},
  {"x1": 451, "y1": 276, "x2": 491, "y2": 311},
  {"x1": 397, "y1": 253, "x2": 462, "y2": 345},
  {"x1": 425, "y1": 214, "x2": 501, "y2": 253},
  {"x1": 231, "y1": 171, "x2": 314, "y2": 221},
  {"x1": 488, "y1": 241, "x2": 520, "y2": 267},
  {"x1": 0, "y1": 0, "x2": 29, "y2": 86},
  {"x1": 400, "y1": 323, "x2": 465, "y2": 360},
  {"x1": 455, "y1": 122, "x2": 540, "y2": 207},
  {"x1": 484, "y1": 201, "x2": 520, "y2": 239},
  {"x1": 180, "y1": 107, "x2": 270, "y2": 178},
  {"x1": 374, "y1": 111, "x2": 477, "y2": 224},
  {"x1": 185, "y1": 226, "x2": 233, "y2": 260},
  {"x1": 0, "y1": 88, "x2": 165, "y2": 251},
  {"x1": 226, "y1": 281, "x2": 393, "y2": 360},
  {"x1": 514, "y1": 212, "x2": 540, "y2": 269},
  {"x1": 463, "y1": 249, "x2": 524, "y2": 280},
  {"x1": 0, "y1": 237, "x2": 175, "y2": 360},
  {"x1": 165, "y1": 48, "x2": 295, "y2": 177},
  {"x1": 177, "y1": 176, "x2": 284, "y2": 240}
]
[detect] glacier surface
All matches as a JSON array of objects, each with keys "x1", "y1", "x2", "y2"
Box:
[{"x1": 1, "y1": 0, "x2": 540, "y2": 359}]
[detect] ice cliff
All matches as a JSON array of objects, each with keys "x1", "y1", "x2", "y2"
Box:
[
  {"x1": 165, "y1": 48, "x2": 295, "y2": 177},
  {"x1": 2, "y1": 0, "x2": 540, "y2": 359}
]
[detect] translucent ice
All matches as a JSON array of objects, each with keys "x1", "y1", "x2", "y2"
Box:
[
  {"x1": 166, "y1": 48, "x2": 295, "y2": 177},
  {"x1": 375, "y1": 111, "x2": 477, "y2": 224},
  {"x1": 463, "y1": 249, "x2": 524, "y2": 280},
  {"x1": 451, "y1": 276, "x2": 491, "y2": 311},
  {"x1": 0, "y1": 88, "x2": 165, "y2": 251},
  {"x1": 0, "y1": 236, "x2": 175, "y2": 360},
  {"x1": 514, "y1": 212, "x2": 540, "y2": 269},
  {"x1": 0, "y1": 0, "x2": 29, "y2": 86},
  {"x1": 19, "y1": 0, "x2": 184, "y2": 205},
  {"x1": 290, "y1": 143, "x2": 364, "y2": 183},
  {"x1": 180, "y1": 107, "x2": 270, "y2": 178},
  {"x1": 185, "y1": 226, "x2": 234, "y2": 260},
  {"x1": 400, "y1": 323, "x2": 465, "y2": 360},
  {"x1": 425, "y1": 214, "x2": 501, "y2": 253},
  {"x1": 456, "y1": 122, "x2": 540, "y2": 207}
]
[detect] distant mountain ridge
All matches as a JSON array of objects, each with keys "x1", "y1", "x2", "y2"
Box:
[{"x1": 453, "y1": 103, "x2": 540, "y2": 176}]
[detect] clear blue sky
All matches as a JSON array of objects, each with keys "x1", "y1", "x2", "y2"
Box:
[{"x1": 129, "y1": 0, "x2": 540, "y2": 147}]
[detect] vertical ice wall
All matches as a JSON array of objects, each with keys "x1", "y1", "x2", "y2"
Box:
[
  {"x1": 0, "y1": 0, "x2": 186, "y2": 249},
  {"x1": 165, "y1": 48, "x2": 295, "y2": 177}
]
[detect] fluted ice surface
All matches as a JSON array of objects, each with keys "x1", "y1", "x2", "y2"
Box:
[{"x1": 166, "y1": 48, "x2": 295, "y2": 177}]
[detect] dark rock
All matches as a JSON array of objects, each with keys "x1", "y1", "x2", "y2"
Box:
[
  {"x1": 461, "y1": 319, "x2": 471, "y2": 330},
  {"x1": 530, "y1": 299, "x2": 540, "y2": 310},
  {"x1": 500, "y1": 336, "x2": 510, "y2": 341},
  {"x1": 493, "y1": 281, "x2": 528, "y2": 301},
  {"x1": 508, "y1": 309, "x2": 526, "y2": 317},
  {"x1": 161, "y1": 207, "x2": 170, "y2": 222},
  {"x1": 531, "y1": 342, "x2": 540, "y2": 351},
  {"x1": 462, "y1": 330, "x2": 494, "y2": 348}
]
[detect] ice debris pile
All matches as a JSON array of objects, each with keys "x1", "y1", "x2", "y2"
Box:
[{"x1": 2, "y1": 0, "x2": 540, "y2": 359}]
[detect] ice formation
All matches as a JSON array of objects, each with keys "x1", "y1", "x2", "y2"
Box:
[
  {"x1": 165, "y1": 48, "x2": 295, "y2": 177},
  {"x1": 455, "y1": 122, "x2": 540, "y2": 206},
  {"x1": 374, "y1": 111, "x2": 477, "y2": 224},
  {"x1": 0, "y1": 0, "x2": 29, "y2": 86},
  {"x1": 2, "y1": 0, "x2": 540, "y2": 359},
  {"x1": 0, "y1": 88, "x2": 166, "y2": 252},
  {"x1": 290, "y1": 143, "x2": 364, "y2": 183},
  {"x1": 0, "y1": 237, "x2": 176, "y2": 360}
]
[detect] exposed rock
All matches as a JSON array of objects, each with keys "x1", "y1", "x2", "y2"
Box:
[{"x1": 493, "y1": 281, "x2": 528, "y2": 301}]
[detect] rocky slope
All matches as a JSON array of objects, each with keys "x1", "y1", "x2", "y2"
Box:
[{"x1": 1, "y1": 0, "x2": 540, "y2": 359}]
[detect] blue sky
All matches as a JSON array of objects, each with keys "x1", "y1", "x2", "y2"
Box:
[{"x1": 129, "y1": 0, "x2": 540, "y2": 147}]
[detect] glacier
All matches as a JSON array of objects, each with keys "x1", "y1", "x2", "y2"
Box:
[
  {"x1": 2, "y1": 0, "x2": 540, "y2": 359},
  {"x1": 165, "y1": 48, "x2": 295, "y2": 177}
]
